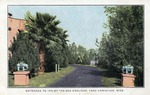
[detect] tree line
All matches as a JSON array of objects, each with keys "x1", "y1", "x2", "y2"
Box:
[
  {"x1": 67, "y1": 42, "x2": 97, "y2": 65},
  {"x1": 96, "y1": 6, "x2": 143, "y2": 86},
  {"x1": 8, "y1": 12, "x2": 96, "y2": 76}
]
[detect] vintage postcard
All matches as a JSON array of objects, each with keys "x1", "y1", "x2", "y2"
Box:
[{"x1": 0, "y1": 0, "x2": 150, "y2": 95}]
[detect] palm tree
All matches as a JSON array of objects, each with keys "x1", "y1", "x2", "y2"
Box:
[{"x1": 25, "y1": 12, "x2": 63, "y2": 74}]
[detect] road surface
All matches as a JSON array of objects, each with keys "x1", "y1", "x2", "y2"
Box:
[{"x1": 49, "y1": 64, "x2": 102, "y2": 87}]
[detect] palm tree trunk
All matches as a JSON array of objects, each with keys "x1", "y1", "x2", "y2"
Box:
[{"x1": 38, "y1": 43, "x2": 45, "y2": 74}]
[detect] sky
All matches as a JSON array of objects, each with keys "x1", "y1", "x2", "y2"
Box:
[{"x1": 8, "y1": 6, "x2": 107, "y2": 49}]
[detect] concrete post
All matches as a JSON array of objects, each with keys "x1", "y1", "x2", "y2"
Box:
[
  {"x1": 122, "y1": 74, "x2": 136, "y2": 87},
  {"x1": 55, "y1": 64, "x2": 58, "y2": 72},
  {"x1": 57, "y1": 64, "x2": 60, "y2": 72},
  {"x1": 13, "y1": 71, "x2": 30, "y2": 85}
]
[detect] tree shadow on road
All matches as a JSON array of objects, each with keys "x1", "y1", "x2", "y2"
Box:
[
  {"x1": 87, "y1": 67, "x2": 121, "y2": 87},
  {"x1": 98, "y1": 68, "x2": 121, "y2": 87}
]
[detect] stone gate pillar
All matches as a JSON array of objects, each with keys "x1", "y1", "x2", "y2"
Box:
[
  {"x1": 13, "y1": 71, "x2": 30, "y2": 85},
  {"x1": 122, "y1": 74, "x2": 136, "y2": 87}
]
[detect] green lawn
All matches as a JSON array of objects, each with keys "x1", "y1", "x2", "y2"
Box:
[
  {"x1": 8, "y1": 66, "x2": 75, "y2": 87},
  {"x1": 98, "y1": 67, "x2": 121, "y2": 87}
]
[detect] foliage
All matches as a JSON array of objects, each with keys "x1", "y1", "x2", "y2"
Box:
[
  {"x1": 77, "y1": 45, "x2": 88, "y2": 65},
  {"x1": 9, "y1": 31, "x2": 40, "y2": 74},
  {"x1": 68, "y1": 43, "x2": 78, "y2": 64},
  {"x1": 88, "y1": 49, "x2": 98, "y2": 63},
  {"x1": 97, "y1": 6, "x2": 144, "y2": 86},
  {"x1": 68, "y1": 43, "x2": 96, "y2": 65},
  {"x1": 98, "y1": 66, "x2": 121, "y2": 87},
  {"x1": 25, "y1": 12, "x2": 69, "y2": 72}
]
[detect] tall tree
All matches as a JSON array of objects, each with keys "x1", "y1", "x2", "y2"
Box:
[
  {"x1": 68, "y1": 43, "x2": 78, "y2": 64},
  {"x1": 68, "y1": 43, "x2": 95, "y2": 65},
  {"x1": 9, "y1": 30, "x2": 39, "y2": 75},
  {"x1": 97, "y1": 6, "x2": 144, "y2": 86},
  {"x1": 88, "y1": 49, "x2": 96, "y2": 61},
  {"x1": 77, "y1": 45, "x2": 89, "y2": 65},
  {"x1": 25, "y1": 12, "x2": 66, "y2": 73}
]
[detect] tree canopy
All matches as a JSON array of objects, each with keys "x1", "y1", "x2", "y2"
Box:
[
  {"x1": 96, "y1": 6, "x2": 144, "y2": 86},
  {"x1": 9, "y1": 31, "x2": 40, "y2": 74}
]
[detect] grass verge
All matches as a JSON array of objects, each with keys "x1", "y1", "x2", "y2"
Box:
[
  {"x1": 9, "y1": 66, "x2": 75, "y2": 87},
  {"x1": 98, "y1": 67, "x2": 121, "y2": 87}
]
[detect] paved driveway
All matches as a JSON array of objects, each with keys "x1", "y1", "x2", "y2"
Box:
[{"x1": 49, "y1": 64, "x2": 102, "y2": 87}]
